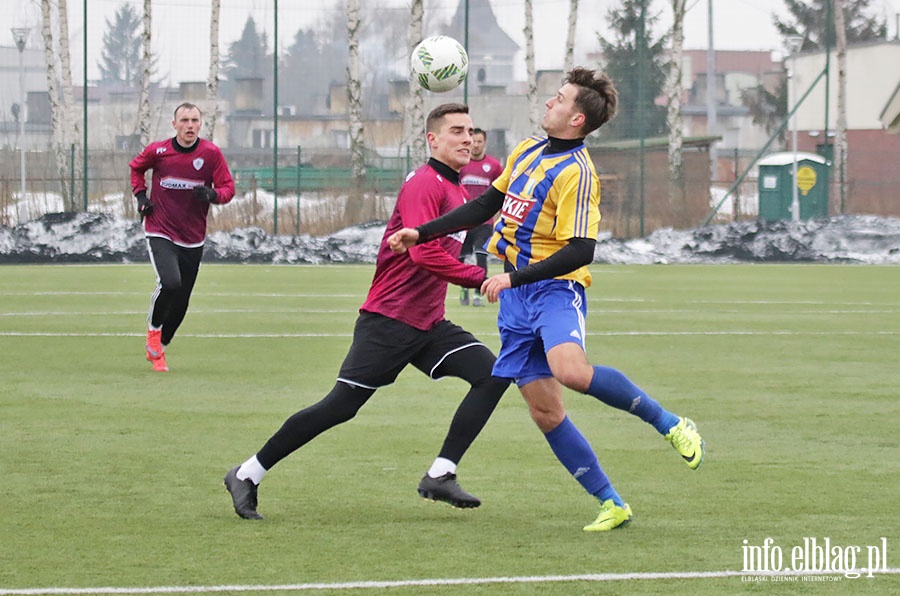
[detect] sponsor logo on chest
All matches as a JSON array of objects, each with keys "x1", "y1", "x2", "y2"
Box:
[
  {"x1": 160, "y1": 176, "x2": 202, "y2": 190},
  {"x1": 501, "y1": 192, "x2": 536, "y2": 225}
]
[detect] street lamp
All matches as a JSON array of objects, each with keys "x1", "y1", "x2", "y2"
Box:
[
  {"x1": 10, "y1": 27, "x2": 30, "y2": 222},
  {"x1": 786, "y1": 35, "x2": 803, "y2": 222}
]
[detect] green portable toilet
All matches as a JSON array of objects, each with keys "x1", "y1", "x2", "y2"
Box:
[{"x1": 757, "y1": 152, "x2": 830, "y2": 221}]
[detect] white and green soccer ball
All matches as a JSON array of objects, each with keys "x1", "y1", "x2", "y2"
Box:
[{"x1": 411, "y1": 35, "x2": 468, "y2": 93}]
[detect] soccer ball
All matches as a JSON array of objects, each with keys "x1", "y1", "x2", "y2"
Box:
[{"x1": 411, "y1": 35, "x2": 468, "y2": 93}]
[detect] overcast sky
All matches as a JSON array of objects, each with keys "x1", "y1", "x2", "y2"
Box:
[{"x1": 7, "y1": 0, "x2": 900, "y2": 84}]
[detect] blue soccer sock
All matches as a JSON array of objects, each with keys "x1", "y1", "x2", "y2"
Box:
[
  {"x1": 543, "y1": 416, "x2": 623, "y2": 506},
  {"x1": 586, "y1": 365, "x2": 680, "y2": 435}
]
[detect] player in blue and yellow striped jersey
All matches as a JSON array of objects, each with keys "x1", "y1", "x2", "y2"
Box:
[{"x1": 389, "y1": 68, "x2": 705, "y2": 532}]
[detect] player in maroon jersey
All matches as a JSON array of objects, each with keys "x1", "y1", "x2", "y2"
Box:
[
  {"x1": 457, "y1": 128, "x2": 503, "y2": 307},
  {"x1": 223, "y1": 104, "x2": 509, "y2": 520},
  {"x1": 130, "y1": 102, "x2": 235, "y2": 372}
]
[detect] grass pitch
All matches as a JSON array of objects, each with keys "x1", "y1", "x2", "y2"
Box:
[{"x1": 1, "y1": 263, "x2": 898, "y2": 595}]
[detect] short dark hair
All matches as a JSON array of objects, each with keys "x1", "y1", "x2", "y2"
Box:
[
  {"x1": 564, "y1": 68, "x2": 618, "y2": 136},
  {"x1": 426, "y1": 103, "x2": 469, "y2": 133},
  {"x1": 473, "y1": 127, "x2": 487, "y2": 139},
  {"x1": 174, "y1": 102, "x2": 202, "y2": 119}
]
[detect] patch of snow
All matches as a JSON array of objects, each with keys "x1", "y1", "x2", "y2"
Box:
[{"x1": 2, "y1": 212, "x2": 899, "y2": 265}]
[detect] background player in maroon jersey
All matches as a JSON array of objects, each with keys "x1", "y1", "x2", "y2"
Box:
[
  {"x1": 457, "y1": 128, "x2": 502, "y2": 307},
  {"x1": 223, "y1": 103, "x2": 509, "y2": 520},
  {"x1": 130, "y1": 102, "x2": 235, "y2": 372}
]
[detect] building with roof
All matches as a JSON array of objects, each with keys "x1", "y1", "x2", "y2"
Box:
[
  {"x1": 790, "y1": 40, "x2": 900, "y2": 215},
  {"x1": 680, "y1": 49, "x2": 785, "y2": 171},
  {"x1": 444, "y1": 0, "x2": 520, "y2": 93}
]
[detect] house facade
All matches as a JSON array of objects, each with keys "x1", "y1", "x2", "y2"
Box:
[
  {"x1": 790, "y1": 40, "x2": 900, "y2": 215},
  {"x1": 679, "y1": 49, "x2": 785, "y2": 181}
]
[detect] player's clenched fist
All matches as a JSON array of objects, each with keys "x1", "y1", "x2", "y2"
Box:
[
  {"x1": 387, "y1": 228, "x2": 420, "y2": 253},
  {"x1": 480, "y1": 273, "x2": 512, "y2": 303}
]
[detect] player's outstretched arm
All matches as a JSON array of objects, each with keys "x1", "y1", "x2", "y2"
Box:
[{"x1": 387, "y1": 228, "x2": 419, "y2": 253}]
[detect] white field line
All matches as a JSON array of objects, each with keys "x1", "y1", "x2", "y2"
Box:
[
  {"x1": 1, "y1": 305, "x2": 899, "y2": 317},
  {"x1": 0, "y1": 292, "x2": 364, "y2": 298},
  {"x1": 1, "y1": 330, "x2": 900, "y2": 339},
  {"x1": 1, "y1": 569, "x2": 899, "y2": 595},
  {"x1": 0, "y1": 310, "x2": 360, "y2": 316},
  {"x1": 2, "y1": 289, "x2": 899, "y2": 307},
  {"x1": 2, "y1": 290, "x2": 899, "y2": 306}
]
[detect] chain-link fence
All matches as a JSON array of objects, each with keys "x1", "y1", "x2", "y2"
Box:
[{"x1": 5, "y1": 1, "x2": 900, "y2": 238}]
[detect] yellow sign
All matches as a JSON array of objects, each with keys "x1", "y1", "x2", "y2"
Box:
[{"x1": 797, "y1": 165, "x2": 817, "y2": 196}]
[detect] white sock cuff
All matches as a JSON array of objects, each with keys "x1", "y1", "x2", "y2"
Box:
[
  {"x1": 237, "y1": 455, "x2": 267, "y2": 485},
  {"x1": 427, "y1": 457, "x2": 457, "y2": 478}
]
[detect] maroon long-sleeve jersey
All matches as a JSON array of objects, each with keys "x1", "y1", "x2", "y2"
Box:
[
  {"x1": 360, "y1": 159, "x2": 486, "y2": 331},
  {"x1": 130, "y1": 138, "x2": 235, "y2": 247},
  {"x1": 460, "y1": 154, "x2": 504, "y2": 224}
]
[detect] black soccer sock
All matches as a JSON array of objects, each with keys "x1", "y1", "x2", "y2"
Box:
[
  {"x1": 475, "y1": 252, "x2": 488, "y2": 274},
  {"x1": 432, "y1": 345, "x2": 509, "y2": 464},
  {"x1": 255, "y1": 382, "x2": 375, "y2": 470}
]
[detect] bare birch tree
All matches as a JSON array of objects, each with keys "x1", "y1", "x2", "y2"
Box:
[
  {"x1": 137, "y1": 0, "x2": 153, "y2": 147},
  {"x1": 564, "y1": 0, "x2": 578, "y2": 72},
  {"x1": 345, "y1": 0, "x2": 370, "y2": 224},
  {"x1": 40, "y1": 0, "x2": 75, "y2": 210},
  {"x1": 205, "y1": 0, "x2": 221, "y2": 140},
  {"x1": 524, "y1": 0, "x2": 540, "y2": 133},
  {"x1": 407, "y1": 0, "x2": 426, "y2": 165},
  {"x1": 832, "y1": 0, "x2": 848, "y2": 214},
  {"x1": 665, "y1": 0, "x2": 687, "y2": 210},
  {"x1": 56, "y1": 0, "x2": 80, "y2": 208}
]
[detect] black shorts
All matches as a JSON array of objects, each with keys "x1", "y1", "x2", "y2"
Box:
[
  {"x1": 337, "y1": 312, "x2": 486, "y2": 389},
  {"x1": 460, "y1": 224, "x2": 493, "y2": 257}
]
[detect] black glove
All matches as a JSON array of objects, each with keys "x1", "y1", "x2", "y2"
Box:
[
  {"x1": 192, "y1": 185, "x2": 218, "y2": 204},
  {"x1": 135, "y1": 191, "x2": 154, "y2": 220}
]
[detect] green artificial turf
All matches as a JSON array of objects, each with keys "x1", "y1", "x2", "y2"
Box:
[{"x1": 1, "y1": 263, "x2": 897, "y2": 595}]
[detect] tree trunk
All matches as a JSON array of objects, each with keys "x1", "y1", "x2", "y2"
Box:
[
  {"x1": 563, "y1": 0, "x2": 578, "y2": 72},
  {"x1": 205, "y1": 0, "x2": 221, "y2": 140},
  {"x1": 524, "y1": 0, "x2": 540, "y2": 133},
  {"x1": 833, "y1": 0, "x2": 848, "y2": 214},
  {"x1": 40, "y1": 0, "x2": 73, "y2": 212},
  {"x1": 344, "y1": 0, "x2": 369, "y2": 225},
  {"x1": 665, "y1": 0, "x2": 686, "y2": 219},
  {"x1": 407, "y1": 0, "x2": 426, "y2": 166},
  {"x1": 57, "y1": 0, "x2": 79, "y2": 210},
  {"x1": 564, "y1": 0, "x2": 578, "y2": 72},
  {"x1": 138, "y1": 0, "x2": 153, "y2": 148}
]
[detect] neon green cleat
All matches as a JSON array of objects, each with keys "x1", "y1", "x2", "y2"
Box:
[
  {"x1": 665, "y1": 417, "x2": 705, "y2": 470},
  {"x1": 583, "y1": 499, "x2": 633, "y2": 532}
]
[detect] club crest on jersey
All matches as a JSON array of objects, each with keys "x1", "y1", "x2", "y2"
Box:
[
  {"x1": 193, "y1": 158, "x2": 204, "y2": 170},
  {"x1": 501, "y1": 192, "x2": 536, "y2": 225},
  {"x1": 482, "y1": 164, "x2": 492, "y2": 173}
]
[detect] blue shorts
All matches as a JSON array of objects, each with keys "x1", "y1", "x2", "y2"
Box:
[{"x1": 492, "y1": 278, "x2": 587, "y2": 386}]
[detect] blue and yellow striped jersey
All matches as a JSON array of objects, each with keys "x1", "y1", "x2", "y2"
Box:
[{"x1": 486, "y1": 136, "x2": 601, "y2": 288}]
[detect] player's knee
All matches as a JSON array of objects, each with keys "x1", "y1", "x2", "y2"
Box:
[
  {"x1": 479, "y1": 375, "x2": 510, "y2": 402},
  {"x1": 553, "y1": 366, "x2": 592, "y2": 393},
  {"x1": 321, "y1": 382, "x2": 374, "y2": 424},
  {"x1": 528, "y1": 402, "x2": 565, "y2": 433},
  {"x1": 159, "y1": 277, "x2": 183, "y2": 293}
]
